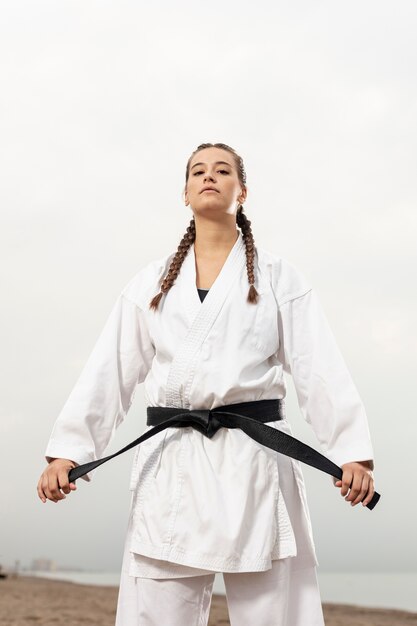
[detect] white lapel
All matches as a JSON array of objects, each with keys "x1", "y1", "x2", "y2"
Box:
[{"x1": 165, "y1": 232, "x2": 246, "y2": 408}]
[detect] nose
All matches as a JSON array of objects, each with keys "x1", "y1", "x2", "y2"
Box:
[{"x1": 203, "y1": 172, "x2": 215, "y2": 183}]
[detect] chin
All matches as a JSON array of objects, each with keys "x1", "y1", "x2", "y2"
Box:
[{"x1": 194, "y1": 202, "x2": 224, "y2": 213}]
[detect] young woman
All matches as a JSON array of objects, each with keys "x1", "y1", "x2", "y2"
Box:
[{"x1": 38, "y1": 142, "x2": 376, "y2": 626}]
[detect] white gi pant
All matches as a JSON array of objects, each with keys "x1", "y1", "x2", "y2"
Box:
[
  {"x1": 116, "y1": 561, "x2": 325, "y2": 626},
  {"x1": 115, "y1": 507, "x2": 325, "y2": 626}
]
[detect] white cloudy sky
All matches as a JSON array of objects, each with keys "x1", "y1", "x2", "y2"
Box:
[{"x1": 1, "y1": 0, "x2": 416, "y2": 577}]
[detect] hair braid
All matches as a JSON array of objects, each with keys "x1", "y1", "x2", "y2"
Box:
[
  {"x1": 236, "y1": 204, "x2": 259, "y2": 304},
  {"x1": 149, "y1": 217, "x2": 196, "y2": 310},
  {"x1": 149, "y1": 143, "x2": 259, "y2": 310}
]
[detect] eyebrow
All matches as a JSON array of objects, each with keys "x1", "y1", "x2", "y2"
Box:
[{"x1": 190, "y1": 160, "x2": 232, "y2": 170}]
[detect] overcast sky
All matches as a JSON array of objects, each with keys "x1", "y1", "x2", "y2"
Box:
[{"x1": 1, "y1": 0, "x2": 416, "y2": 577}]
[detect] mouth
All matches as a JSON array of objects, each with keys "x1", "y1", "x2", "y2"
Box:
[{"x1": 201, "y1": 189, "x2": 219, "y2": 193}]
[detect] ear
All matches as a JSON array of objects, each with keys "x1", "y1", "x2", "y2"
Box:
[{"x1": 238, "y1": 187, "x2": 247, "y2": 204}]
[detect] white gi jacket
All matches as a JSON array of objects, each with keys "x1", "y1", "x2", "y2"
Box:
[{"x1": 45, "y1": 233, "x2": 375, "y2": 578}]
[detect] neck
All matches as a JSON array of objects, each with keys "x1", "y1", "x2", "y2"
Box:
[{"x1": 193, "y1": 215, "x2": 239, "y2": 259}]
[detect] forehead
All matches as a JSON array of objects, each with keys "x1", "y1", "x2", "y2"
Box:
[{"x1": 189, "y1": 147, "x2": 234, "y2": 169}]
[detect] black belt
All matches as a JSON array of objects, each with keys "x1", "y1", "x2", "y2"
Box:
[{"x1": 68, "y1": 398, "x2": 380, "y2": 510}]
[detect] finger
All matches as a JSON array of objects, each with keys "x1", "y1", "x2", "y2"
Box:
[
  {"x1": 340, "y1": 470, "x2": 353, "y2": 497},
  {"x1": 42, "y1": 476, "x2": 60, "y2": 503},
  {"x1": 58, "y1": 469, "x2": 71, "y2": 495},
  {"x1": 42, "y1": 477, "x2": 58, "y2": 503},
  {"x1": 361, "y1": 479, "x2": 376, "y2": 507},
  {"x1": 345, "y1": 471, "x2": 364, "y2": 503},
  {"x1": 350, "y1": 475, "x2": 368, "y2": 506},
  {"x1": 37, "y1": 476, "x2": 47, "y2": 503},
  {"x1": 47, "y1": 472, "x2": 66, "y2": 502}
]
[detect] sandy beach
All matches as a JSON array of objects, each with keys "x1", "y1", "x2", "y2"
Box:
[{"x1": 1, "y1": 575, "x2": 416, "y2": 625}]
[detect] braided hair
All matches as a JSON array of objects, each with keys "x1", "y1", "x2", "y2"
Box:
[{"x1": 149, "y1": 143, "x2": 259, "y2": 310}]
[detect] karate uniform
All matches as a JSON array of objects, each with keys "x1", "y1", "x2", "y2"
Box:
[{"x1": 44, "y1": 233, "x2": 374, "y2": 625}]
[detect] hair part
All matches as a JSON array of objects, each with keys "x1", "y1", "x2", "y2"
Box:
[{"x1": 149, "y1": 142, "x2": 259, "y2": 311}]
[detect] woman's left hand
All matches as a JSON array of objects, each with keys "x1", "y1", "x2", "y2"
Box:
[{"x1": 333, "y1": 460, "x2": 375, "y2": 507}]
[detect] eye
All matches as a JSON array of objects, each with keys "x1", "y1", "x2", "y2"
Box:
[{"x1": 192, "y1": 170, "x2": 230, "y2": 176}]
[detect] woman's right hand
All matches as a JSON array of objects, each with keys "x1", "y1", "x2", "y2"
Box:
[{"x1": 37, "y1": 458, "x2": 78, "y2": 503}]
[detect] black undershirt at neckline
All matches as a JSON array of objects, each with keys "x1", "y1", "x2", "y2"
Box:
[{"x1": 197, "y1": 287, "x2": 209, "y2": 302}]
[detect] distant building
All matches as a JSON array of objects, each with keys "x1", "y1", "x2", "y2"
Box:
[{"x1": 31, "y1": 558, "x2": 56, "y2": 572}]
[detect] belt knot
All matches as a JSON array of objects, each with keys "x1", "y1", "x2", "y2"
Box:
[{"x1": 187, "y1": 409, "x2": 223, "y2": 439}]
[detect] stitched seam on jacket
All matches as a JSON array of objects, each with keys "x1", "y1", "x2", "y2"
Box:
[{"x1": 277, "y1": 287, "x2": 313, "y2": 308}]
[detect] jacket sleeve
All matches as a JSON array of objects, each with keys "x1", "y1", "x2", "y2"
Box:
[
  {"x1": 277, "y1": 287, "x2": 375, "y2": 470},
  {"x1": 44, "y1": 291, "x2": 155, "y2": 481}
]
